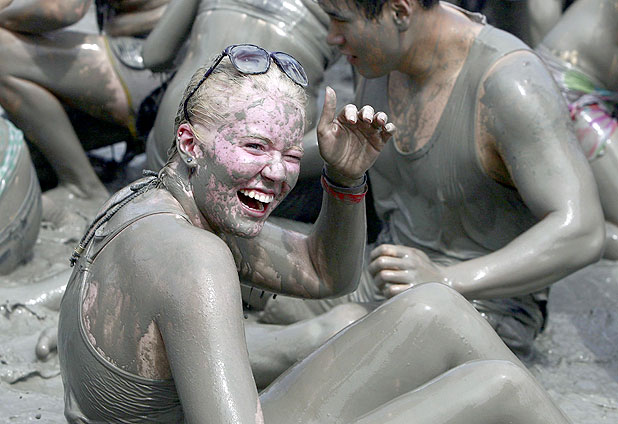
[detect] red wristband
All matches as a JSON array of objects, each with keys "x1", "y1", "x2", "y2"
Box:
[{"x1": 321, "y1": 174, "x2": 368, "y2": 203}]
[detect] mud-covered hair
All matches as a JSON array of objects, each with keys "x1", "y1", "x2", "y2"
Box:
[
  {"x1": 352, "y1": 0, "x2": 439, "y2": 19},
  {"x1": 167, "y1": 55, "x2": 308, "y2": 159}
]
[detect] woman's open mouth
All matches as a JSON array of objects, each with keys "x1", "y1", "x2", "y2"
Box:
[{"x1": 238, "y1": 189, "x2": 274, "y2": 214}]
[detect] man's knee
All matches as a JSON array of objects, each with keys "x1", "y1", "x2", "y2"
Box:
[
  {"x1": 481, "y1": 359, "x2": 539, "y2": 406},
  {"x1": 381, "y1": 282, "x2": 471, "y2": 325}
]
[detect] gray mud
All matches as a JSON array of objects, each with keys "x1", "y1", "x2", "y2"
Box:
[{"x1": 0, "y1": 6, "x2": 617, "y2": 422}]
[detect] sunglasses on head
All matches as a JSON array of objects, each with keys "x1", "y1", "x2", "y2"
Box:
[{"x1": 182, "y1": 44, "x2": 309, "y2": 124}]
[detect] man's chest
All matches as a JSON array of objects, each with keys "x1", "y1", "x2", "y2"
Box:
[{"x1": 387, "y1": 72, "x2": 461, "y2": 154}]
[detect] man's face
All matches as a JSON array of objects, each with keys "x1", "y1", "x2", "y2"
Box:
[
  {"x1": 190, "y1": 83, "x2": 305, "y2": 238},
  {"x1": 319, "y1": 0, "x2": 401, "y2": 78}
]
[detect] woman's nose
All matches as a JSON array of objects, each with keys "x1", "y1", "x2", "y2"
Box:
[{"x1": 261, "y1": 155, "x2": 287, "y2": 182}]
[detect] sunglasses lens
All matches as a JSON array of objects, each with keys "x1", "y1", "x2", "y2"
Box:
[
  {"x1": 230, "y1": 45, "x2": 270, "y2": 74},
  {"x1": 273, "y1": 52, "x2": 309, "y2": 87}
]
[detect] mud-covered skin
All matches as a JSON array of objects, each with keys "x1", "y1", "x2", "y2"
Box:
[
  {"x1": 143, "y1": 0, "x2": 338, "y2": 179},
  {"x1": 103, "y1": 0, "x2": 170, "y2": 36},
  {"x1": 321, "y1": 0, "x2": 604, "y2": 301},
  {"x1": 199, "y1": 86, "x2": 394, "y2": 299},
  {"x1": 542, "y1": 0, "x2": 618, "y2": 91},
  {"x1": 259, "y1": 284, "x2": 570, "y2": 424},
  {"x1": 0, "y1": 0, "x2": 91, "y2": 34},
  {"x1": 0, "y1": 118, "x2": 41, "y2": 275},
  {"x1": 0, "y1": 26, "x2": 125, "y2": 198},
  {"x1": 455, "y1": 50, "x2": 604, "y2": 298},
  {"x1": 0, "y1": 0, "x2": 167, "y2": 199},
  {"x1": 538, "y1": 0, "x2": 618, "y2": 259},
  {"x1": 180, "y1": 90, "x2": 305, "y2": 238},
  {"x1": 526, "y1": 0, "x2": 565, "y2": 46},
  {"x1": 447, "y1": 0, "x2": 565, "y2": 47}
]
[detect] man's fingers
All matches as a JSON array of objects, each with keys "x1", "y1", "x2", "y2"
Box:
[
  {"x1": 317, "y1": 86, "x2": 337, "y2": 133},
  {"x1": 368, "y1": 255, "x2": 405, "y2": 276},
  {"x1": 370, "y1": 244, "x2": 404, "y2": 261},
  {"x1": 373, "y1": 269, "x2": 411, "y2": 290},
  {"x1": 382, "y1": 283, "x2": 412, "y2": 298}
]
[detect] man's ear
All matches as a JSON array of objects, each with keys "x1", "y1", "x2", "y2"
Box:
[
  {"x1": 388, "y1": 0, "x2": 413, "y2": 31},
  {"x1": 176, "y1": 123, "x2": 200, "y2": 165}
]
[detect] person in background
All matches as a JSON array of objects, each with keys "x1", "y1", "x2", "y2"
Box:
[{"x1": 535, "y1": 0, "x2": 618, "y2": 258}]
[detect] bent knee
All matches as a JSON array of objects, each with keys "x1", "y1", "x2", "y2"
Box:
[
  {"x1": 386, "y1": 282, "x2": 470, "y2": 317},
  {"x1": 370, "y1": 283, "x2": 467, "y2": 332},
  {"x1": 482, "y1": 360, "x2": 531, "y2": 395}
]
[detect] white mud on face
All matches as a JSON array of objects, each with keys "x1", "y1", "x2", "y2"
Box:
[{"x1": 1, "y1": 58, "x2": 617, "y2": 423}]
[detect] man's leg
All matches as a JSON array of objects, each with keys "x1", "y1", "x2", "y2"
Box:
[
  {"x1": 246, "y1": 303, "x2": 370, "y2": 389},
  {"x1": 260, "y1": 283, "x2": 569, "y2": 423}
]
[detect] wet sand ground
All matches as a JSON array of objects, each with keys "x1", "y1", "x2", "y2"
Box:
[{"x1": 1, "y1": 7, "x2": 617, "y2": 423}]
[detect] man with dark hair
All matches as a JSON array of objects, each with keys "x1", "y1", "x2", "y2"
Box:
[
  {"x1": 351, "y1": 0, "x2": 435, "y2": 18},
  {"x1": 262, "y1": 0, "x2": 605, "y2": 358}
]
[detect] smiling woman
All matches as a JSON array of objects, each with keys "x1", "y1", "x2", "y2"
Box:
[{"x1": 57, "y1": 45, "x2": 570, "y2": 424}]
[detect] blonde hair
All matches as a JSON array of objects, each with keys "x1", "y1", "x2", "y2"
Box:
[{"x1": 167, "y1": 55, "x2": 308, "y2": 159}]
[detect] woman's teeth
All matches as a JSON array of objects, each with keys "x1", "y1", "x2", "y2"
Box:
[{"x1": 239, "y1": 189, "x2": 274, "y2": 204}]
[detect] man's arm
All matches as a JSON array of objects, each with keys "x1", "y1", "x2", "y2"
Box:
[
  {"x1": 142, "y1": 0, "x2": 198, "y2": 72},
  {"x1": 0, "y1": 0, "x2": 91, "y2": 33},
  {"x1": 372, "y1": 51, "x2": 605, "y2": 300},
  {"x1": 225, "y1": 87, "x2": 395, "y2": 299}
]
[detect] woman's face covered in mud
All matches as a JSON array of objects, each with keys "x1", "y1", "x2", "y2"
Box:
[{"x1": 187, "y1": 81, "x2": 306, "y2": 238}]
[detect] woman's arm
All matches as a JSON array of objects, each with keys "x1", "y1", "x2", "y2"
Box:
[
  {"x1": 142, "y1": 0, "x2": 198, "y2": 71},
  {"x1": 156, "y1": 232, "x2": 262, "y2": 423},
  {"x1": 225, "y1": 88, "x2": 395, "y2": 299},
  {"x1": 0, "y1": 0, "x2": 91, "y2": 33}
]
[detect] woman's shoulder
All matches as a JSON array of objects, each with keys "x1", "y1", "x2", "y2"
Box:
[{"x1": 94, "y1": 181, "x2": 234, "y2": 272}]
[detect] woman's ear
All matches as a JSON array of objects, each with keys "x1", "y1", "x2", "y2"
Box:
[
  {"x1": 389, "y1": 0, "x2": 413, "y2": 31},
  {"x1": 176, "y1": 123, "x2": 199, "y2": 166}
]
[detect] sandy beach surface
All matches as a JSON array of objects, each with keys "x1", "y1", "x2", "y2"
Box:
[{"x1": 1, "y1": 6, "x2": 617, "y2": 423}]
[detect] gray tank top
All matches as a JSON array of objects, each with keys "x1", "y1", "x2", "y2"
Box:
[
  {"x1": 58, "y1": 188, "x2": 189, "y2": 423},
  {"x1": 357, "y1": 21, "x2": 537, "y2": 263}
]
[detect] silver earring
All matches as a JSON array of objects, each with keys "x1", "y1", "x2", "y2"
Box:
[{"x1": 187, "y1": 157, "x2": 193, "y2": 163}]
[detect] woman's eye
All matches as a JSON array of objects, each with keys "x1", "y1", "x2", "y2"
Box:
[{"x1": 246, "y1": 143, "x2": 264, "y2": 151}]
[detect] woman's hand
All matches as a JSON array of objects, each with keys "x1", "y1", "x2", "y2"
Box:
[
  {"x1": 368, "y1": 244, "x2": 451, "y2": 298},
  {"x1": 317, "y1": 86, "x2": 395, "y2": 186}
]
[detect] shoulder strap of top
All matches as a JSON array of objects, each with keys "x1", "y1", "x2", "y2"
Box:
[{"x1": 89, "y1": 209, "x2": 190, "y2": 263}]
